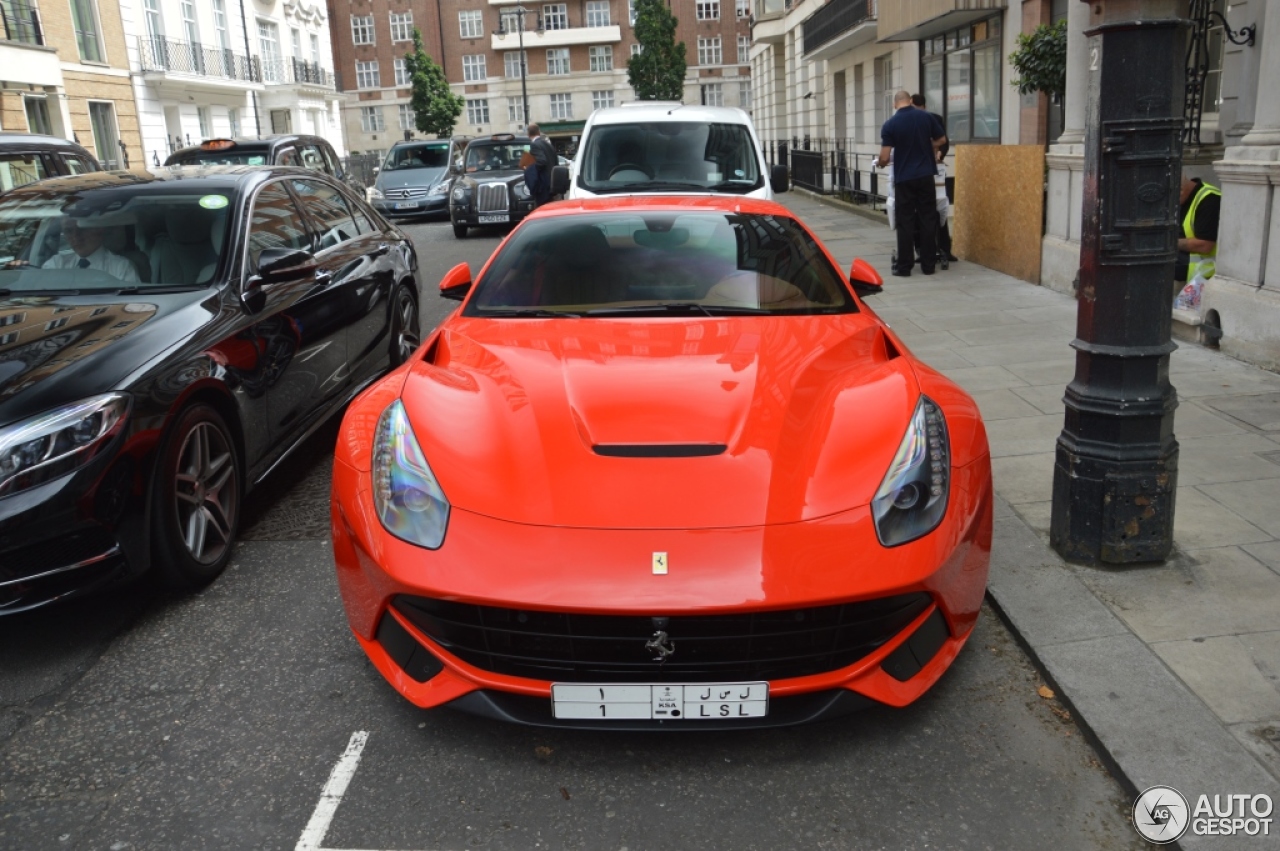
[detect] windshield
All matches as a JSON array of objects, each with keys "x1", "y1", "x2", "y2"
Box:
[
  {"x1": 578, "y1": 122, "x2": 764, "y2": 194},
  {"x1": 464, "y1": 212, "x2": 854, "y2": 317},
  {"x1": 383, "y1": 144, "x2": 450, "y2": 171},
  {"x1": 168, "y1": 150, "x2": 269, "y2": 166},
  {"x1": 464, "y1": 143, "x2": 529, "y2": 173},
  {"x1": 0, "y1": 181, "x2": 234, "y2": 292}
]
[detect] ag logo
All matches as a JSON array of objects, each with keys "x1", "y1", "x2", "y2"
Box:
[{"x1": 1133, "y1": 785, "x2": 1190, "y2": 844}]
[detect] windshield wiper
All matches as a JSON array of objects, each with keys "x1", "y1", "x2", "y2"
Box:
[
  {"x1": 591, "y1": 181, "x2": 708, "y2": 193},
  {"x1": 703, "y1": 181, "x2": 756, "y2": 192},
  {"x1": 480, "y1": 308, "x2": 582, "y2": 318},
  {"x1": 114, "y1": 284, "x2": 207, "y2": 295},
  {"x1": 587, "y1": 303, "x2": 771, "y2": 317}
]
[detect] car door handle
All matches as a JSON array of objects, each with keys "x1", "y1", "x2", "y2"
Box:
[
  {"x1": 312, "y1": 268, "x2": 333, "y2": 286},
  {"x1": 371, "y1": 243, "x2": 390, "y2": 257}
]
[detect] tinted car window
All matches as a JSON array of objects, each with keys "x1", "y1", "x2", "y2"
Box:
[
  {"x1": 170, "y1": 151, "x2": 270, "y2": 166},
  {"x1": 291, "y1": 178, "x2": 360, "y2": 249},
  {"x1": 578, "y1": 122, "x2": 763, "y2": 194},
  {"x1": 64, "y1": 156, "x2": 97, "y2": 176},
  {"x1": 0, "y1": 154, "x2": 50, "y2": 191},
  {"x1": 301, "y1": 145, "x2": 330, "y2": 173},
  {"x1": 248, "y1": 183, "x2": 310, "y2": 267},
  {"x1": 466, "y1": 212, "x2": 854, "y2": 316},
  {"x1": 383, "y1": 144, "x2": 450, "y2": 170},
  {"x1": 464, "y1": 143, "x2": 530, "y2": 173}
]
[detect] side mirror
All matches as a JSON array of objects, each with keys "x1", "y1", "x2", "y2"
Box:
[
  {"x1": 551, "y1": 165, "x2": 570, "y2": 195},
  {"x1": 849, "y1": 258, "x2": 883, "y2": 297},
  {"x1": 255, "y1": 247, "x2": 318, "y2": 284},
  {"x1": 448, "y1": 163, "x2": 461, "y2": 176},
  {"x1": 770, "y1": 164, "x2": 790, "y2": 193},
  {"x1": 439, "y1": 261, "x2": 471, "y2": 301}
]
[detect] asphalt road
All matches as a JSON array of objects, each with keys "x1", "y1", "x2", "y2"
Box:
[{"x1": 0, "y1": 217, "x2": 1148, "y2": 851}]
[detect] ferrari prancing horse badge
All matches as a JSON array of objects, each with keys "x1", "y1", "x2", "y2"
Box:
[{"x1": 652, "y1": 552, "x2": 668, "y2": 575}]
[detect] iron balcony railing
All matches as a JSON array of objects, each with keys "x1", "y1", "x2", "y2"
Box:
[
  {"x1": 137, "y1": 35, "x2": 261, "y2": 83},
  {"x1": 1, "y1": 0, "x2": 43, "y2": 45},
  {"x1": 260, "y1": 57, "x2": 334, "y2": 87},
  {"x1": 803, "y1": 0, "x2": 874, "y2": 55}
]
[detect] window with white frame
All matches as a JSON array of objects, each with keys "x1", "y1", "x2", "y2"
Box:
[
  {"x1": 696, "y1": 0, "x2": 719, "y2": 20},
  {"x1": 360, "y1": 106, "x2": 385, "y2": 132},
  {"x1": 180, "y1": 0, "x2": 198, "y2": 44},
  {"x1": 310, "y1": 33, "x2": 320, "y2": 63},
  {"x1": 356, "y1": 60, "x2": 379, "y2": 89},
  {"x1": 459, "y1": 10, "x2": 483, "y2": 39},
  {"x1": 630, "y1": 43, "x2": 642, "y2": 57},
  {"x1": 586, "y1": 0, "x2": 610, "y2": 27},
  {"x1": 697, "y1": 36, "x2": 721, "y2": 66},
  {"x1": 88, "y1": 101, "x2": 119, "y2": 167},
  {"x1": 259, "y1": 21, "x2": 282, "y2": 82},
  {"x1": 212, "y1": 0, "x2": 230, "y2": 49},
  {"x1": 394, "y1": 58, "x2": 409, "y2": 86},
  {"x1": 543, "y1": 4, "x2": 568, "y2": 30},
  {"x1": 547, "y1": 48, "x2": 570, "y2": 75},
  {"x1": 701, "y1": 83, "x2": 723, "y2": 106},
  {"x1": 197, "y1": 106, "x2": 210, "y2": 138},
  {"x1": 466, "y1": 98, "x2": 490, "y2": 124},
  {"x1": 463, "y1": 54, "x2": 487, "y2": 81},
  {"x1": 508, "y1": 99, "x2": 525, "y2": 123},
  {"x1": 228, "y1": 107, "x2": 241, "y2": 136},
  {"x1": 351, "y1": 15, "x2": 374, "y2": 45},
  {"x1": 738, "y1": 35, "x2": 749, "y2": 64},
  {"x1": 504, "y1": 51, "x2": 527, "y2": 78},
  {"x1": 390, "y1": 11, "x2": 413, "y2": 42},
  {"x1": 291, "y1": 28, "x2": 302, "y2": 60},
  {"x1": 398, "y1": 104, "x2": 415, "y2": 129},
  {"x1": 739, "y1": 80, "x2": 751, "y2": 109},
  {"x1": 68, "y1": 0, "x2": 104, "y2": 61},
  {"x1": 549, "y1": 93, "x2": 573, "y2": 120},
  {"x1": 592, "y1": 90, "x2": 614, "y2": 111},
  {"x1": 736, "y1": 0, "x2": 749, "y2": 17},
  {"x1": 589, "y1": 45, "x2": 612, "y2": 72}
]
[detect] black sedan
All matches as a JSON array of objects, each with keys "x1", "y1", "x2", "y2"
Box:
[
  {"x1": 448, "y1": 135, "x2": 536, "y2": 239},
  {"x1": 0, "y1": 166, "x2": 419, "y2": 613}
]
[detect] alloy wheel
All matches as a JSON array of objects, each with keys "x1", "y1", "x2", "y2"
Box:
[{"x1": 173, "y1": 421, "x2": 238, "y2": 565}]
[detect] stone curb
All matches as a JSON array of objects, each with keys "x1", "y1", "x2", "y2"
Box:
[
  {"x1": 791, "y1": 186, "x2": 889, "y2": 226},
  {"x1": 985, "y1": 497, "x2": 1280, "y2": 851}
]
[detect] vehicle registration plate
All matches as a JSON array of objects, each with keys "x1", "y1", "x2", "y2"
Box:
[
  {"x1": 551, "y1": 682, "x2": 768, "y2": 720},
  {"x1": 393, "y1": 201, "x2": 420, "y2": 209},
  {"x1": 478, "y1": 214, "x2": 509, "y2": 224}
]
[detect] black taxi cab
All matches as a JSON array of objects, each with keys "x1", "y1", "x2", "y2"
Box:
[{"x1": 447, "y1": 134, "x2": 537, "y2": 239}]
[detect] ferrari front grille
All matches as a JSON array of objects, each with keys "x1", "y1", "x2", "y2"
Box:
[
  {"x1": 390, "y1": 593, "x2": 934, "y2": 683},
  {"x1": 476, "y1": 183, "x2": 509, "y2": 213}
]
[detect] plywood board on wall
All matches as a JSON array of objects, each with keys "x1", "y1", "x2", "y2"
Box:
[{"x1": 953, "y1": 145, "x2": 1045, "y2": 284}]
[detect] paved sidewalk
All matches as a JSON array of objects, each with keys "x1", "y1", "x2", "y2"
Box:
[{"x1": 781, "y1": 190, "x2": 1280, "y2": 847}]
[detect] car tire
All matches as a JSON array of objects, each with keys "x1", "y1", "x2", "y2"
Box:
[
  {"x1": 452, "y1": 221, "x2": 468, "y2": 239},
  {"x1": 389, "y1": 283, "x2": 420, "y2": 367},
  {"x1": 151, "y1": 404, "x2": 241, "y2": 589}
]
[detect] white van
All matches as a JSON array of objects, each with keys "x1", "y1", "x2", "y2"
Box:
[{"x1": 552, "y1": 103, "x2": 788, "y2": 201}]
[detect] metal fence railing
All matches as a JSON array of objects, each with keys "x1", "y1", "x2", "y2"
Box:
[
  {"x1": 341, "y1": 153, "x2": 382, "y2": 190},
  {"x1": 765, "y1": 138, "x2": 888, "y2": 209},
  {"x1": 1, "y1": 0, "x2": 43, "y2": 44},
  {"x1": 137, "y1": 35, "x2": 260, "y2": 83},
  {"x1": 260, "y1": 57, "x2": 334, "y2": 88}
]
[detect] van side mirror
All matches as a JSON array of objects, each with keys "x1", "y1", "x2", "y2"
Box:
[
  {"x1": 439, "y1": 262, "x2": 472, "y2": 300},
  {"x1": 849, "y1": 258, "x2": 883, "y2": 296},
  {"x1": 551, "y1": 165, "x2": 570, "y2": 195},
  {"x1": 770, "y1": 164, "x2": 790, "y2": 193}
]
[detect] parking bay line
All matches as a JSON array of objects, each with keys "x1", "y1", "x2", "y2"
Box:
[{"x1": 296, "y1": 730, "x2": 434, "y2": 851}]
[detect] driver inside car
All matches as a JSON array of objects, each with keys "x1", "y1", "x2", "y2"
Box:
[{"x1": 40, "y1": 218, "x2": 140, "y2": 282}]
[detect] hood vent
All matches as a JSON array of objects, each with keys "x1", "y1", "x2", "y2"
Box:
[{"x1": 593, "y1": 444, "x2": 727, "y2": 458}]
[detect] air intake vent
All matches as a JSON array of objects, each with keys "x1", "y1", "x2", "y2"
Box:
[{"x1": 593, "y1": 444, "x2": 727, "y2": 458}]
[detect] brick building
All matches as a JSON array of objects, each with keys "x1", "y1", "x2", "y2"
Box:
[
  {"x1": 327, "y1": 0, "x2": 753, "y2": 157},
  {"x1": 1, "y1": 0, "x2": 143, "y2": 169}
]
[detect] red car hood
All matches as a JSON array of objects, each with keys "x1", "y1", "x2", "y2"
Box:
[{"x1": 400, "y1": 314, "x2": 919, "y2": 529}]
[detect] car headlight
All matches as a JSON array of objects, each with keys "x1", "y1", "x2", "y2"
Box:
[
  {"x1": 0, "y1": 393, "x2": 130, "y2": 497},
  {"x1": 369, "y1": 186, "x2": 384, "y2": 200},
  {"x1": 451, "y1": 185, "x2": 470, "y2": 202},
  {"x1": 871, "y1": 396, "x2": 949, "y2": 547},
  {"x1": 514, "y1": 183, "x2": 530, "y2": 199},
  {"x1": 372, "y1": 400, "x2": 449, "y2": 549}
]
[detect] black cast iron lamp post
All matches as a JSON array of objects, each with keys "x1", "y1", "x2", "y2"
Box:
[
  {"x1": 495, "y1": 6, "x2": 540, "y2": 127},
  {"x1": 1049, "y1": 0, "x2": 1186, "y2": 565}
]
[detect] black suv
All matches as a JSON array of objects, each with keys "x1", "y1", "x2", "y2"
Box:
[
  {"x1": 448, "y1": 134, "x2": 536, "y2": 239},
  {"x1": 0, "y1": 133, "x2": 100, "y2": 192},
  {"x1": 165, "y1": 135, "x2": 362, "y2": 193}
]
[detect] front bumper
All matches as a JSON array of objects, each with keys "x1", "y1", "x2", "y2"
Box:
[
  {"x1": 373, "y1": 195, "x2": 449, "y2": 218},
  {"x1": 449, "y1": 199, "x2": 535, "y2": 227},
  {"x1": 330, "y1": 454, "x2": 992, "y2": 727}
]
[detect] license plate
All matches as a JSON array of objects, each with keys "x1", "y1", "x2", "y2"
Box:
[
  {"x1": 393, "y1": 201, "x2": 420, "y2": 209},
  {"x1": 552, "y1": 682, "x2": 768, "y2": 720},
  {"x1": 478, "y1": 214, "x2": 509, "y2": 224}
]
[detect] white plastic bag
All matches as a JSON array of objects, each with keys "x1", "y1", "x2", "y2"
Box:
[{"x1": 1173, "y1": 271, "x2": 1207, "y2": 310}]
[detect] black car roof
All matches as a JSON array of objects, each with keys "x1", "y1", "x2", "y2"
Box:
[
  {"x1": 167, "y1": 135, "x2": 333, "y2": 158},
  {"x1": 0, "y1": 132, "x2": 96, "y2": 155},
  {"x1": 0, "y1": 165, "x2": 316, "y2": 198}
]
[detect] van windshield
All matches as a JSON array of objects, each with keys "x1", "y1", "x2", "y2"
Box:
[{"x1": 577, "y1": 122, "x2": 763, "y2": 194}]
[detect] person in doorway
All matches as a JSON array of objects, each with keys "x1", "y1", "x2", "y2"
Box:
[
  {"x1": 526, "y1": 123, "x2": 556, "y2": 206},
  {"x1": 1175, "y1": 172, "x2": 1221, "y2": 301},
  {"x1": 912, "y1": 93, "x2": 956, "y2": 264},
  {"x1": 41, "y1": 218, "x2": 140, "y2": 281},
  {"x1": 878, "y1": 90, "x2": 947, "y2": 276}
]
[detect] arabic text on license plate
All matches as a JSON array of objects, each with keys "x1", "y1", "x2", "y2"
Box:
[
  {"x1": 394, "y1": 201, "x2": 419, "y2": 209},
  {"x1": 478, "y1": 214, "x2": 509, "y2": 224},
  {"x1": 551, "y1": 682, "x2": 768, "y2": 720}
]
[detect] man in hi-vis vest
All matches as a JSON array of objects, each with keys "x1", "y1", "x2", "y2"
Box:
[{"x1": 1174, "y1": 173, "x2": 1221, "y2": 301}]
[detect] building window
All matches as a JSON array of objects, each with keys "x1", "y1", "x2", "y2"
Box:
[
  {"x1": 589, "y1": 45, "x2": 612, "y2": 72},
  {"x1": 919, "y1": 15, "x2": 1001, "y2": 143},
  {"x1": 547, "y1": 48, "x2": 570, "y2": 75},
  {"x1": 508, "y1": 99, "x2": 525, "y2": 123},
  {"x1": 739, "y1": 80, "x2": 751, "y2": 109},
  {"x1": 398, "y1": 104, "x2": 415, "y2": 129},
  {"x1": 291, "y1": 27, "x2": 302, "y2": 60},
  {"x1": 229, "y1": 107, "x2": 241, "y2": 136},
  {"x1": 696, "y1": 0, "x2": 719, "y2": 21},
  {"x1": 179, "y1": 0, "x2": 198, "y2": 44},
  {"x1": 629, "y1": 0, "x2": 637, "y2": 25},
  {"x1": 197, "y1": 105, "x2": 210, "y2": 139},
  {"x1": 360, "y1": 106, "x2": 385, "y2": 132},
  {"x1": 630, "y1": 43, "x2": 642, "y2": 58},
  {"x1": 736, "y1": 0, "x2": 749, "y2": 17},
  {"x1": 259, "y1": 21, "x2": 282, "y2": 82},
  {"x1": 459, "y1": 10, "x2": 483, "y2": 39},
  {"x1": 351, "y1": 15, "x2": 374, "y2": 45},
  {"x1": 737, "y1": 35, "x2": 749, "y2": 64},
  {"x1": 24, "y1": 96, "x2": 52, "y2": 134},
  {"x1": 212, "y1": 0, "x2": 230, "y2": 49},
  {"x1": 505, "y1": 51, "x2": 527, "y2": 78},
  {"x1": 88, "y1": 101, "x2": 119, "y2": 167},
  {"x1": 467, "y1": 98, "x2": 490, "y2": 124},
  {"x1": 69, "y1": 0, "x2": 104, "y2": 62},
  {"x1": 356, "y1": 60, "x2": 379, "y2": 89},
  {"x1": 394, "y1": 58, "x2": 409, "y2": 86},
  {"x1": 586, "y1": 0, "x2": 610, "y2": 27},
  {"x1": 697, "y1": 36, "x2": 721, "y2": 66},
  {"x1": 543, "y1": 4, "x2": 568, "y2": 30},
  {"x1": 390, "y1": 11, "x2": 414, "y2": 42},
  {"x1": 311, "y1": 33, "x2": 320, "y2": 63},
  {"x1": 592, "y1": 90, "x2": 614, "y2": 111},
  {"x1": 701, "y1": 83, "x2": 723, "y2": 106},
  {"x1": 462, "y1": 54, "x2": 486, "y2": 81},
  {"x1": 873, "y1": 53, "x2": 893, "y2": 130},
  {"x1": 143, "y1": 0, "x2": 163, "y2": 42},
  {"x1": 549, "y1": 93, "x2": 573, "y2": 120}
]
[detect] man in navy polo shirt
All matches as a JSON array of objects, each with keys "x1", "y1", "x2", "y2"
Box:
[{"x1": 878, "y1": 90, "x2": 947, "y2": 276}]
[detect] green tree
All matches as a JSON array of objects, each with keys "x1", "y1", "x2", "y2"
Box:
[
  {"x1": 627, "y1": 0, "x2": 687, "y2": 101},
  {"x1": 1008, "y1": 20, "x2": 1067, "y2": 103},
  {"x1": 403, "y1": 29, "x2": 464, "y2": 137}
]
